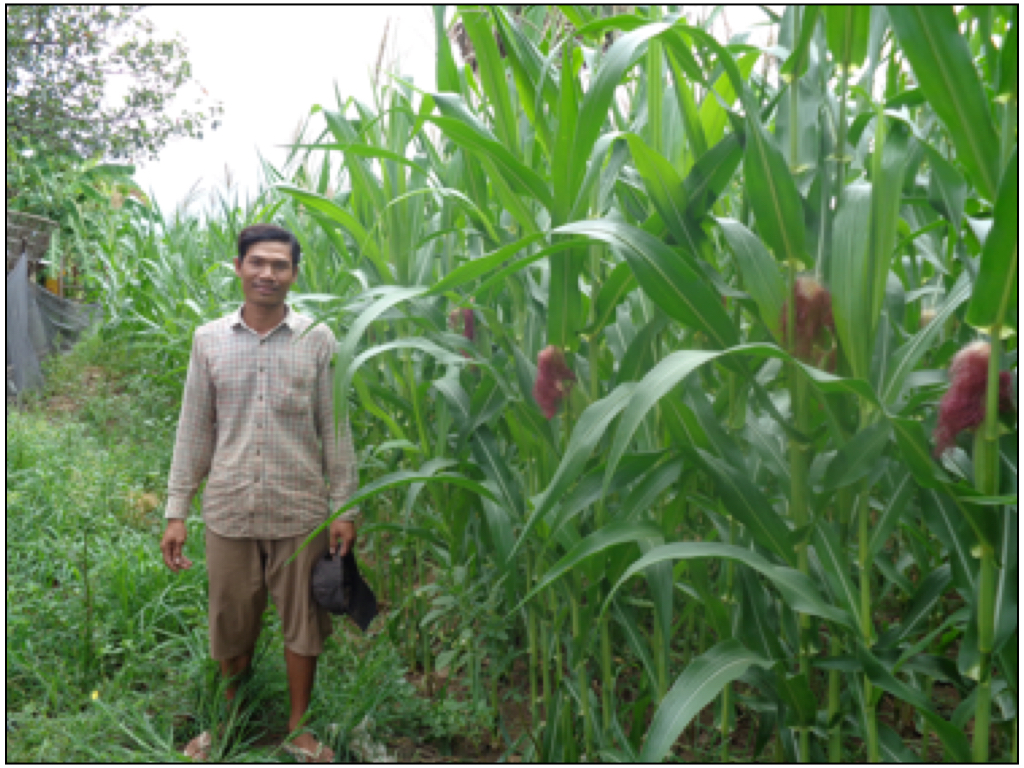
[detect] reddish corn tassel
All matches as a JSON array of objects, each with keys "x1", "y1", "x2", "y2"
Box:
[
  {"x1": 533, "y1": 345, "x2": 576, "y2": 419},
  {"x1": 933, "y1": 340, "x2": 1016, "y2": 456},
  {"x1": 448, "y1": 308, "x2": 476, "y2": 341},
  {"x1": 449, "y1": 308, "x2": 476, "y2": 359},
  {"x1": 779, "y1": 275, "x2": 835, "y2": 363}
]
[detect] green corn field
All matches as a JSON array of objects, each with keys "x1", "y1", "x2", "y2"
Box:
[{"x1": 10, "y1": 5, "x2": 1017, "y2": 763}]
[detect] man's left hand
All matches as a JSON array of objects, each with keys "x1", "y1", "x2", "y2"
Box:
[{"x1": 330, "y1": 518, "x2": 357, "y2": 556}]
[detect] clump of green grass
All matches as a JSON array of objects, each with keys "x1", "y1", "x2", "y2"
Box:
[{"x1": 6, "y1": 335, "x2": 204, "y2": 761}]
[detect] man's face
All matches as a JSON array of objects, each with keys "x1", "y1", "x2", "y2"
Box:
[{"x1": 234, "y1": 241, "x2": 297, "y2": 308}]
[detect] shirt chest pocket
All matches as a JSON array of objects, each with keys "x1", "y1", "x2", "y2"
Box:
[{"x1": 271, "y1": 359, "x2": 315, "y2": 414}]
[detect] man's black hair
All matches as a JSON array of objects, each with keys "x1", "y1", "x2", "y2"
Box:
[{"x1": 237, "y1": 224, "x2": 301, "y2": 268}]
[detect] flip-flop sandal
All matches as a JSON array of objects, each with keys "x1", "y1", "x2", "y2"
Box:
[
  {"x1": 282, "y1": 737, "x2": 334, "y2": 763},
  {"x1": 183, "y1": 731, "x2": 212, "y2": 761}
]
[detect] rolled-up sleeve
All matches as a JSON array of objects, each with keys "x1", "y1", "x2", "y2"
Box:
[
  {"x1": 316, "y1": 336, "x2": 360, "y2": 522},
  {"x1": 165, "y1": 333, "x2": 216, "y2": 519}
]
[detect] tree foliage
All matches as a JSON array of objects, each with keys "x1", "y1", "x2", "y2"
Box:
[{"x1": 5, "y1": 5, "x2": 222, "y2": 162}]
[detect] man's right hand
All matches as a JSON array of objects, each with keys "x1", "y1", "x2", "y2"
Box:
[{"x1": 160, "y1": 519, "x2": 194, "y2": 573}]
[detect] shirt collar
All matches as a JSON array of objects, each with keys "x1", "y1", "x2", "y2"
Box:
[{"x1": 230, "y1": 303, "x2": 297, "y2": 336}]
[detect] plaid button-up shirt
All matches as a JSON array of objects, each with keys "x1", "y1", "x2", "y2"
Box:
[{"x1": 165, "y1": 305, "x2": 359, "y2": 538}]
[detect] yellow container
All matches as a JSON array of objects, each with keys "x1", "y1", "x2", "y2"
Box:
[{"x1": 45, "y1": 277, "x2": 61, "y2": 295}]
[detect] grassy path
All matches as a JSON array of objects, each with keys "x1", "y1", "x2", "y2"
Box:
[{"x1": 5, "y1": 334, "x2": 499, "y2": 762}]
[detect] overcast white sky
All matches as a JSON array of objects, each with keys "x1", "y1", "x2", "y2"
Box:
[
  {"x1": 132, "y1": 6, "x2": 772, "y2": 215},
  {"x1": 133, "y1": 6, "x2": 437, "y2": 213}
]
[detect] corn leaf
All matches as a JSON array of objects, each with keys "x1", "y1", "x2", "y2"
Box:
[
  {"x1": 996, "y1": 11, "x2": 1018, "y2": 101},
  {"x1": 584, "y1": 261, "x2": 637, "y2": 336},
  {"x1": 868, "y1": 471, "x2": 915, "y2": 558},
  {"x1": 491, "y1": 7, "x2": 557, "y2": 150},
  {"x1": 880, "y1": 272, "x2": 970, "y2": 405},
  {"x1": 556, "y1": 220, "x2": 738, "y2": 350},
  {"x1": 640, "y1": 640, "x2": 773, "y2": 762},
  {"x1": 811, "y1": 520, "x2": 862, "y2": 621},
  {"x1": 335, "y1": 286, "x2": 429, "y2": 387},
  {"x1": 829, "y1": 181, "x2": 873, "y2": 379},
  {"x1": 856, "y1": 642, "x2": 971, "y2": 763},
  {"x1": 878, "y1": 724, "x2": 919, "y2": 762},
  {"x1": 546, "y1": 453, "x2": 670, "y2": 549},
  {"x1": 698, "y1": 450, "x2": 798, "y2": 566},
  {"x1": 773, "y1": 671, "x2": 818, "y2": 726},
  {"x1": 780, "y1": 6, "x2": 822, "y2": 82},
  {"x1": 434, "y1": 6, "x2": 460, "y2": 93},
  {"x1": 513, "y1": 519, "x2": 664, "y2": 610},
  {"x1": 320, "y1": 109, "x2": 387, "y2": 213},
  {"x1": 736, "y1": 567, "x2": 787, "y2": 661},
  {"x1": 868, "y1": 123, "x2": 913, "y2": 327},
  {"x1": 603, "y1": 542, "x2": 857, "y2": 630},
  {"x1": 922, "y1": 144, "x2": 968, "y2": 236},
  {"x1": 920, "y1": 488, "x2": 979, "y2": 596},
  {"x1": 336, "y1": 338, "x2": 473, "y2": 427},
  {"x1": 965, "y1": 148, "x2": 1018, "y2": 332},
  {"x1": 887, "y1": 565, "x2": 953, "y2": 647},
  {"x1": 698, "y1": 52, "x2": 758, "y2": 148},
  {"x1": 994, "y1": 508, "x2": 1018, "y2": 653},
  {"x1": 546, "y1": 247, "x2": 588, "y2": 350},
  {"x1": 623, "y1": 133, "x2": 702, "y2": 254},
  {"x1": 665, "y1": 46, "x2": 707, "y2": 164},
  {"x1": 300, "y1": 465, "x2": 500, "y2": 548},
  {"x1": 507, "y1": 383, "x2": 638, "y2": 563},
  {"x1": 427, "y1": 233, "x2": 545, "y2": 296},
  {"x1": 471, "y1": 427, "x2": 523, "y2": 517},
  {"x1": 743, "y1": 112, "x2": 807, "y2": 267},
  {"x1": 888, "y1": 6, "x2": 1001, "y2": 200},
  {"x1": 821, "y1": 421, "x2": 891, "y2": 493},
  {"x1": 716, "y1": 216, "x2": 786, "y2": 340},
  {"x1": 551, "y1": 42, "x2": 580, "y2": 222},
  {"x1": 570, "y1": 21, "x2": 673, "y2": 197},
  {"x1": 612, "y1": 600, "x2": 660, "y2": 699},
  {"x1": 602, "y1": 344, "x2": 881, "y2": 502},
  {"x1": 432, "y1": 370, "x2": 472, "y2": 433},
  {"x1": 684, "y1": 133, "x2": 745, "y2": 218},
  {"x1": 274, "y1": 183, "x2": 392, "y2": 281},
  {"x1": 426, "y1": 110, "x2": 554, "y2": 211},
  {"x1": 458, "y1": 5, "x2": 519, "y2": 151},
  {"x1": 890, "y1": 416, "x2": 953, "y2": 489},
  {"x1": 823, "y1": 6, "x2": 871, "y2": 71}
]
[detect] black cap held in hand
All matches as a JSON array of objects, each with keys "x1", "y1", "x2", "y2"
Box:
[{"x1": 310, "y1": 546, "x2": 378, "y2": 632}]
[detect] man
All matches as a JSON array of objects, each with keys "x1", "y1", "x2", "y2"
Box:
[{"x1": 160, "y1": 223, "x2": 359, "y2": 763}]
